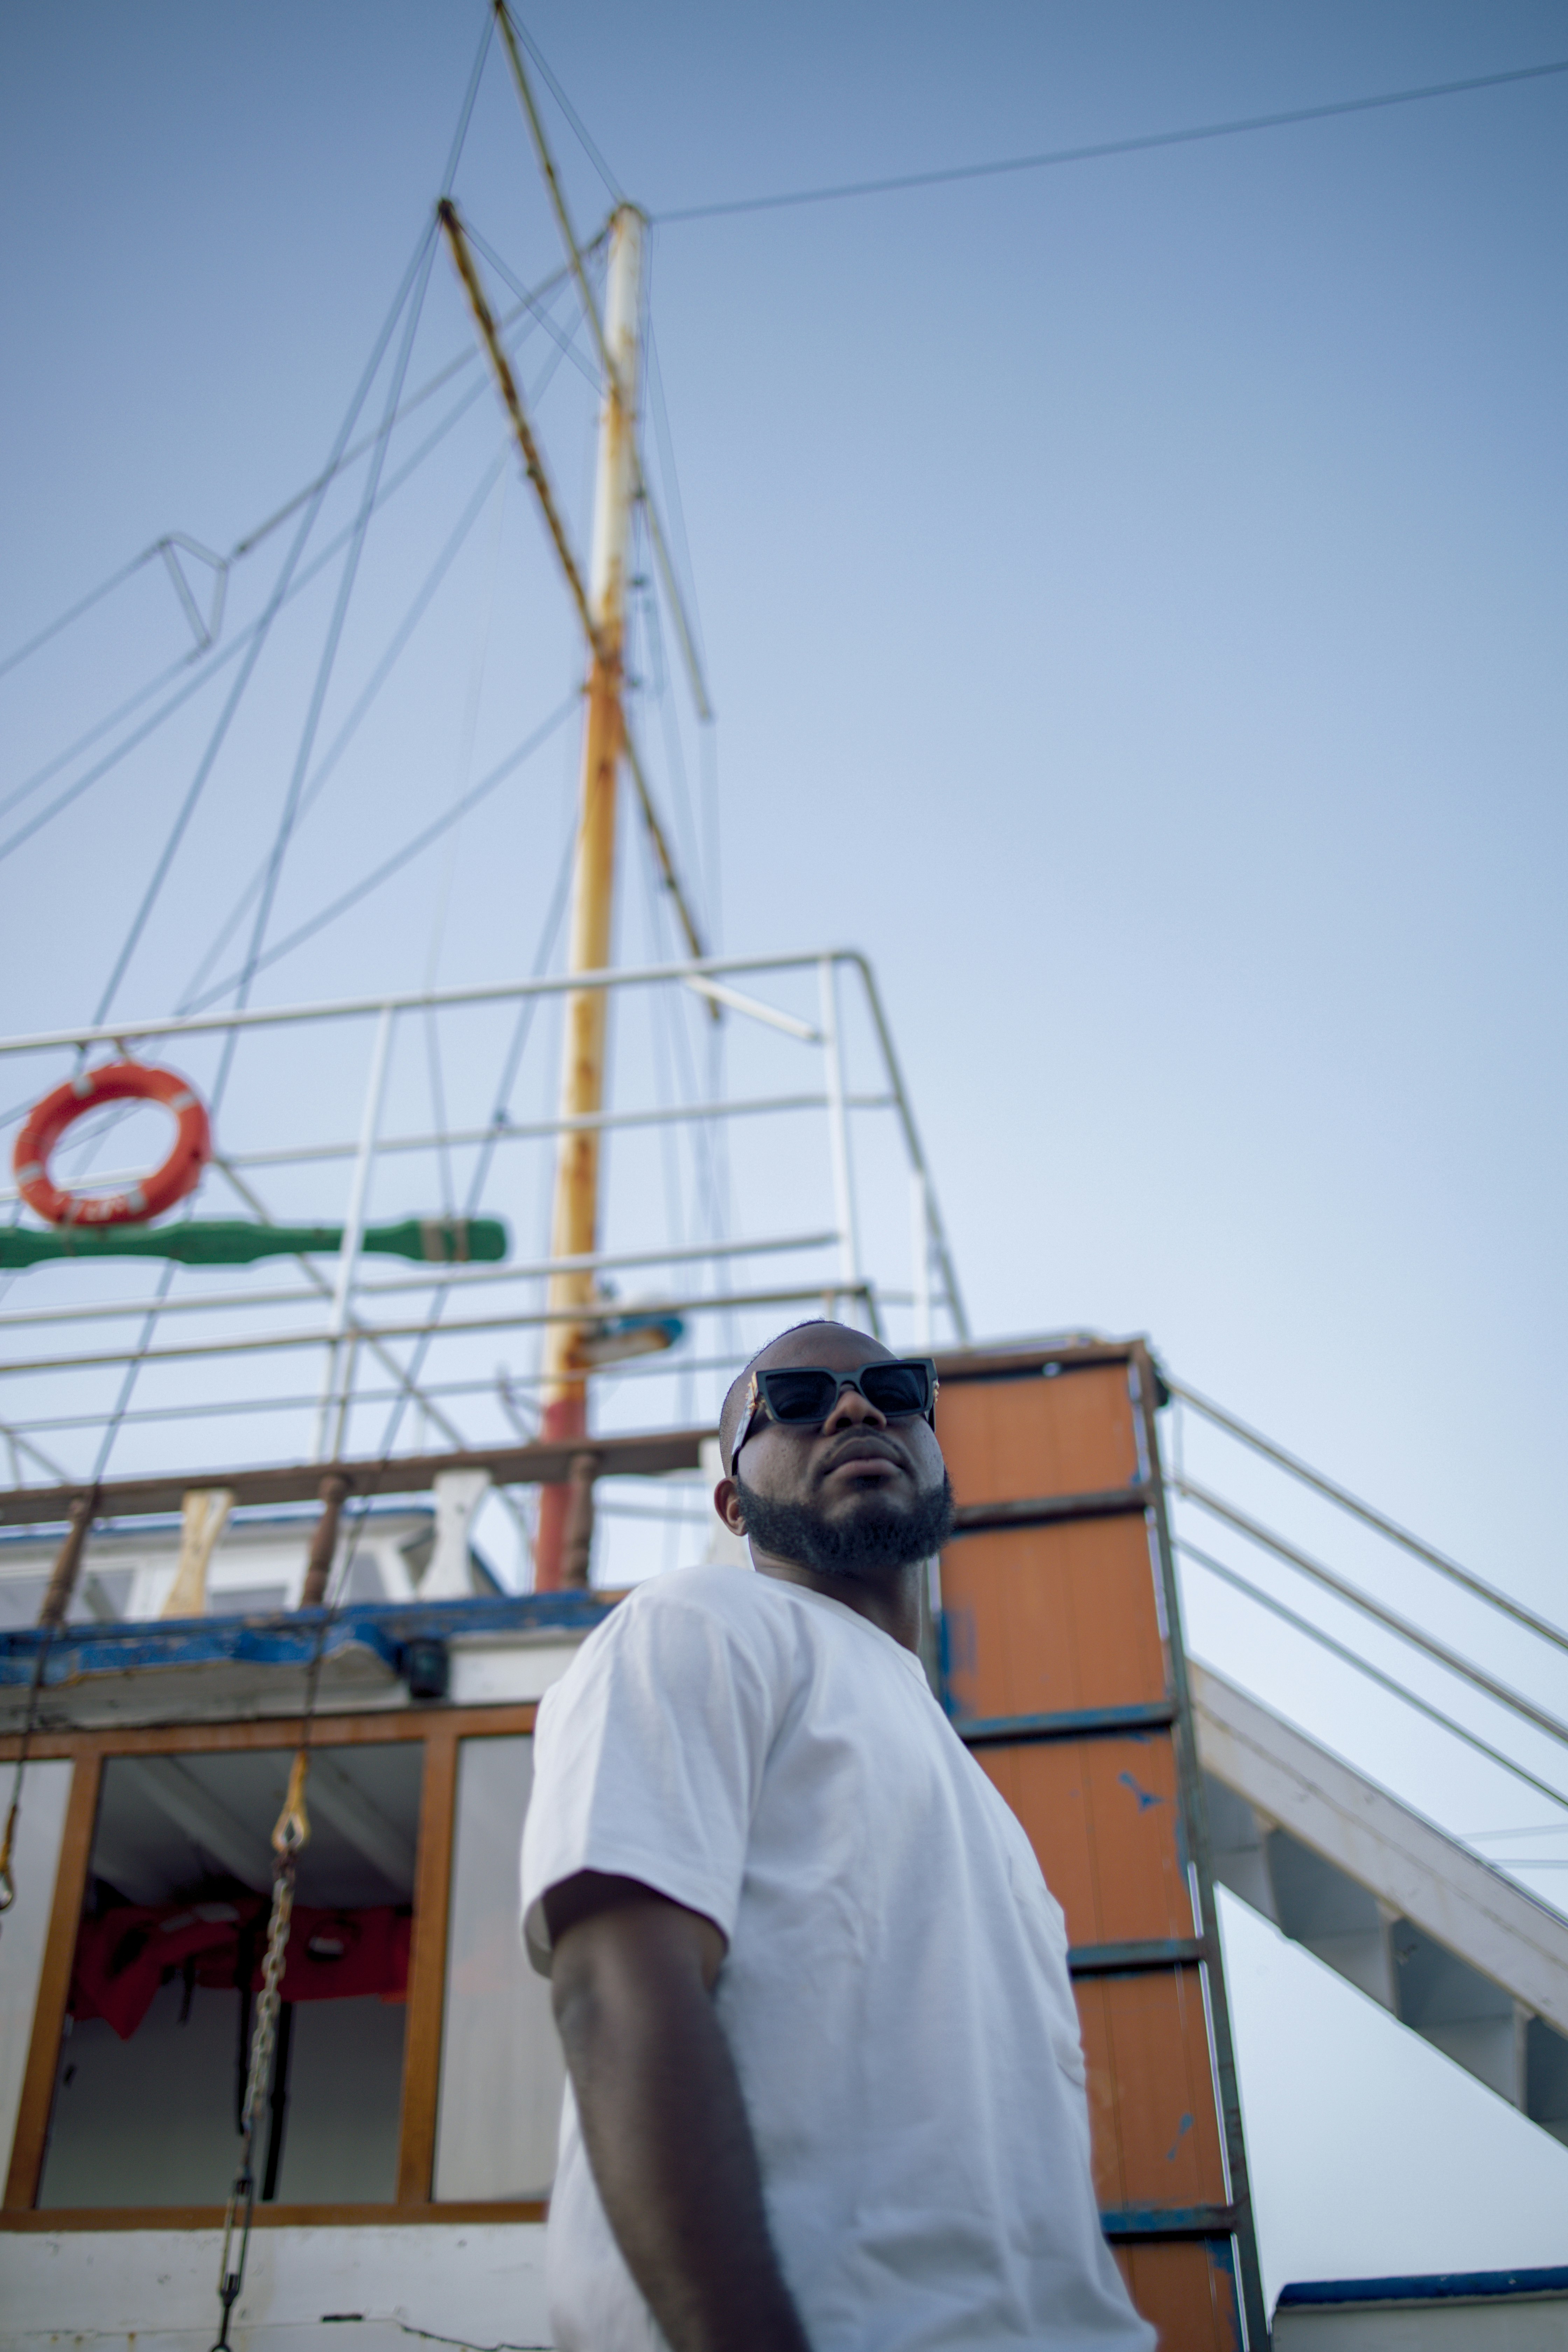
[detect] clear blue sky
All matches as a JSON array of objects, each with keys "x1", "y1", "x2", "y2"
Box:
[{"x1": 3, "y1": 0, "x2": 1567, "y2": 2301}]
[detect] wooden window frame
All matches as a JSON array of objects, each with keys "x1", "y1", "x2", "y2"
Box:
[{"x1": 0, "y1": 1703, "x2": 545, "y2": 2230}]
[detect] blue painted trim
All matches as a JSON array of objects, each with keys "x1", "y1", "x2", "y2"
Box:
[
  {"x1": 1278, "y1": 2267, "x2": 1568, "y2": 2308},
  {"x1": 1099, "y1": 2205, "x2": 1236, "y2": 2240},
  {"x1": 955, "y1": 1701, "x2": 1176, "y2": 1743},
  {"x1": 0, "y1": 1594, "x2": 612, "y2": 1689},
  {"x1": 1069, "y1": 1939, "x2": 1204, "y2": 1975}
]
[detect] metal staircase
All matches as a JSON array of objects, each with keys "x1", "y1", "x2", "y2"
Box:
[{"x1": 1195, "y1": 1662, "x2": 1568, "y2": 2141}]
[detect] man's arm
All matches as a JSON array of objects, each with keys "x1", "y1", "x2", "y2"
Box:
[{"x1": 545, "y1": 1870, "x2": 813, "y2": 2352}]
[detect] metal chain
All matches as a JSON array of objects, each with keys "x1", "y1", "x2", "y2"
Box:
[{"x1": 209, "y1": 1754, "x2": 310, "y2": 2351}]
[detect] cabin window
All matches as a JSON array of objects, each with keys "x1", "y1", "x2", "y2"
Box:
[
  {"x1": 38, "y1": 1742, "x2": 421, "y2": 2210},
  {"x1": 433, "y1": 1734, "x2": 563, "y2": 2199}
]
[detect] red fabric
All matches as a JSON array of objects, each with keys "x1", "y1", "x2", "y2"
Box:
[{"x1": 70, "y1": 1899, "x2": 411, "y2": 2040}]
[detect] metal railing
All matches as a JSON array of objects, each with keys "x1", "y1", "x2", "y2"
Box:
[
  {"x1": 0, "y1": 949, "x2": 968, "y2": 1502},
  {"x1": 1163, "y1": 1373, "x2": 1568, "y2": 1861}
]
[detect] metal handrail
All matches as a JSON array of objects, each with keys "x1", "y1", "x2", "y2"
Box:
[
  {"x1": 0, "y1": 947, "x2": 969, "y2": 1497},
  {"x1": 0, "y1": 1093, "x2": 896, "y2": 1198},
  {"x1": 0, "y1": 948, "x2": 852, "y2": 1058},
  {"x1": 1175, "y1": 1476, "x2": 1568, "y2": 1748},
  {"x1": 1, "y1": 1282, "x2": 881, "y2": 1383},
  {"x1": 1176, "y1": 1535, "x2": 1568, "y2": 1818},
  {"x1": 1167, "y1": 1373, "x2": 1568, "y2": 1657}
]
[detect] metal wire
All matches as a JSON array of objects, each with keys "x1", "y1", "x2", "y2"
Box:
[
  {"x1": 655, "y1": 56, "x2": 1568, "y2": 224},
  {"x1": 91, "y1": 222, "x2": 443, "y2": 1039}
]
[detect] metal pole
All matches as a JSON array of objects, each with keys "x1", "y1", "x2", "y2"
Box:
[
  {"x1": 846, "y1": 952, "x2": 969, "y2": 1342},
  {"x1": 534, "y1": 205, "x2": 644, "y2": 1590},
  {"x1": 910, "y1": 1169, "x2": 932, "y2": 1348},
  {"x1": 315, "y1": 1003, "x2": 393, "y2": 1460},
  {"x1": 819, "y1": 955, "x2": 861, "y2": 1325}
]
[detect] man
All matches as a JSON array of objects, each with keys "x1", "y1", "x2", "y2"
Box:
[{"x1": 520, "y1": 1320, "x2": 1155, "y2": 2352}]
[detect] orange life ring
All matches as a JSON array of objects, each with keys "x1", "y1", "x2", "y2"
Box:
[{"x1": 13, "y1": 1061, "x2": 212, "y2": 1227}]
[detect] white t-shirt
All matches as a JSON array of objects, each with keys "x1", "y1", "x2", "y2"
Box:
[{"x1": 520, "y1": 1564, "x2": 1155, "y2": 2352}]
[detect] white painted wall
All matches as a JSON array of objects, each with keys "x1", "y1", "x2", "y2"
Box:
[
  {"x1": 1273, "y1": 2297, "x2": 1568, "y2": 2348},
  {"x1": 1219, "y1": 1890, "x2": 1568, "y2": 2314},
  {"x1": 0, "y1": 1758, "x2": 71, "y2": 2186},
  {"x1": 0, "y1": 2221, "x2": 552, "y2": 2351}
]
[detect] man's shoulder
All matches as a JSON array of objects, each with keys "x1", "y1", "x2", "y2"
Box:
[
  {"x1": 538, "y1": 1567, "x2": 802, "y2": 1741},
  {"x1": 616, "y1": 1561, "x2": 785, "y2": 1630},
  {"x1": 556, "y1": 1564, "x2": 791, "y2": 1680}
]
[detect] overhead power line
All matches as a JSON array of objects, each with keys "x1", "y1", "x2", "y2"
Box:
[{"x1": 656, "y1": 55, "x2": 1568, "y2": 224}]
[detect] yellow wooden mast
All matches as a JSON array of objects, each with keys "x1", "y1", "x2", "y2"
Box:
[{"x1": 533, "y1": 205, "x2": 643, "y2": 1588}]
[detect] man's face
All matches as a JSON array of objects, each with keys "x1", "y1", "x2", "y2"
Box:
[{"x1": 718, "y1": 1322, "x2": 953, "y2": 1577}]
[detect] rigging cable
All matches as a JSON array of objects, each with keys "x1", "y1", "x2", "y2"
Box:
[
  {"x1": 209, "y1": 224, "x2": 444, "y2": 1107},
  {"x1": 84, "y1": 22, "x2": 498, "y2": 1502},
  {"x1": 656, "y1": 55, "x2": 1568, "y2": 224},
  {"x1": 366, "y1": 798, "x2": 580, "y2": 1494},
  {"x1": 0, "y1": 650, "x2": 196, "y2": 830},
  {"x1": 77, "y1": 210, "x2": 449, "y2": 1484},
  {"x1": 176, "y1": 307, "x2": 584, "y2": 1011},
  {"x1": 502, "y1": 6, "x2": 623, "y2": 200},
  {"x1": 0, "y1": 269, "x2": 581, "y2": 889},
  {"x1": 0, "y1": 550, "x2": 157, "y2": 685},
  {"x1": 208, "y1": 37, "x2": 499, "y2": 2328},
  {"x1": 0, "y1": 261, "x2": 576, "y2": 738},
  {"x1": 181, "y1": 694, "x2": 580, "y2": 1014},
  {"x1": 177, "y1": 450, "x2": 510, "y2": 1013},
  {"x1": 0, "y1": 341, "x2": 510, "y2": 873},
  {"x1": 86, "y1": 224, "x2": 441, "y2": 1035},
  {"x1": 423, "y1": 468, "x2": 511, "y2": 1216},
  {"x1": 459, "y1": 217, "x2": 604, "y2": 393}
]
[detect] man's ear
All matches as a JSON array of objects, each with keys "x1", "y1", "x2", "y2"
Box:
[{"x1": 713, "y1": 1476, "x2": 747, "y2": 1536}]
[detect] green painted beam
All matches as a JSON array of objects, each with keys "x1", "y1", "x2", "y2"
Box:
[{"x1": 0, "y1": 1216, "x2": 508, "y2": 1270}]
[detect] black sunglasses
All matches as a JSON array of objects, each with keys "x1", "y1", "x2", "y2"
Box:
[{"x1": 729, "y1": 1358, "x2": 939, "y2": 1476}]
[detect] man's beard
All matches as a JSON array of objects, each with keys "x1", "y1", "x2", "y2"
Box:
[{"x1": 733, "y1": 1469, "x2": 956, "y2": 1577}]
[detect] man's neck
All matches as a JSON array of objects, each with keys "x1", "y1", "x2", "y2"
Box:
[{"x1": 750, "y1": 1549, "x2": 923, "y2": 1653}]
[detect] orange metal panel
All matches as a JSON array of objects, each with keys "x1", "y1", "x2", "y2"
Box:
[
  {"x1": 979, "y1": 1734, "x2": 1190, "y2": 1948},
  {"x1": 940, "y1": 1517, "x2": 1167, "y2": 1723},
  {"x1": 1077, "y1": 1972, "x2": 1227, "y2": 2213},
  {"x1": 937, "y1": 1364, "x2": 1139, "y2": 1507},
  {"x1": 1114, "y1": 2242, "x2": 1241, "y2": 2352}
]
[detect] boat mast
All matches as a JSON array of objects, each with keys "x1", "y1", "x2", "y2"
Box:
[{"x1": 534, "y1": 204, "x2": 643, "y2": 1590}]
